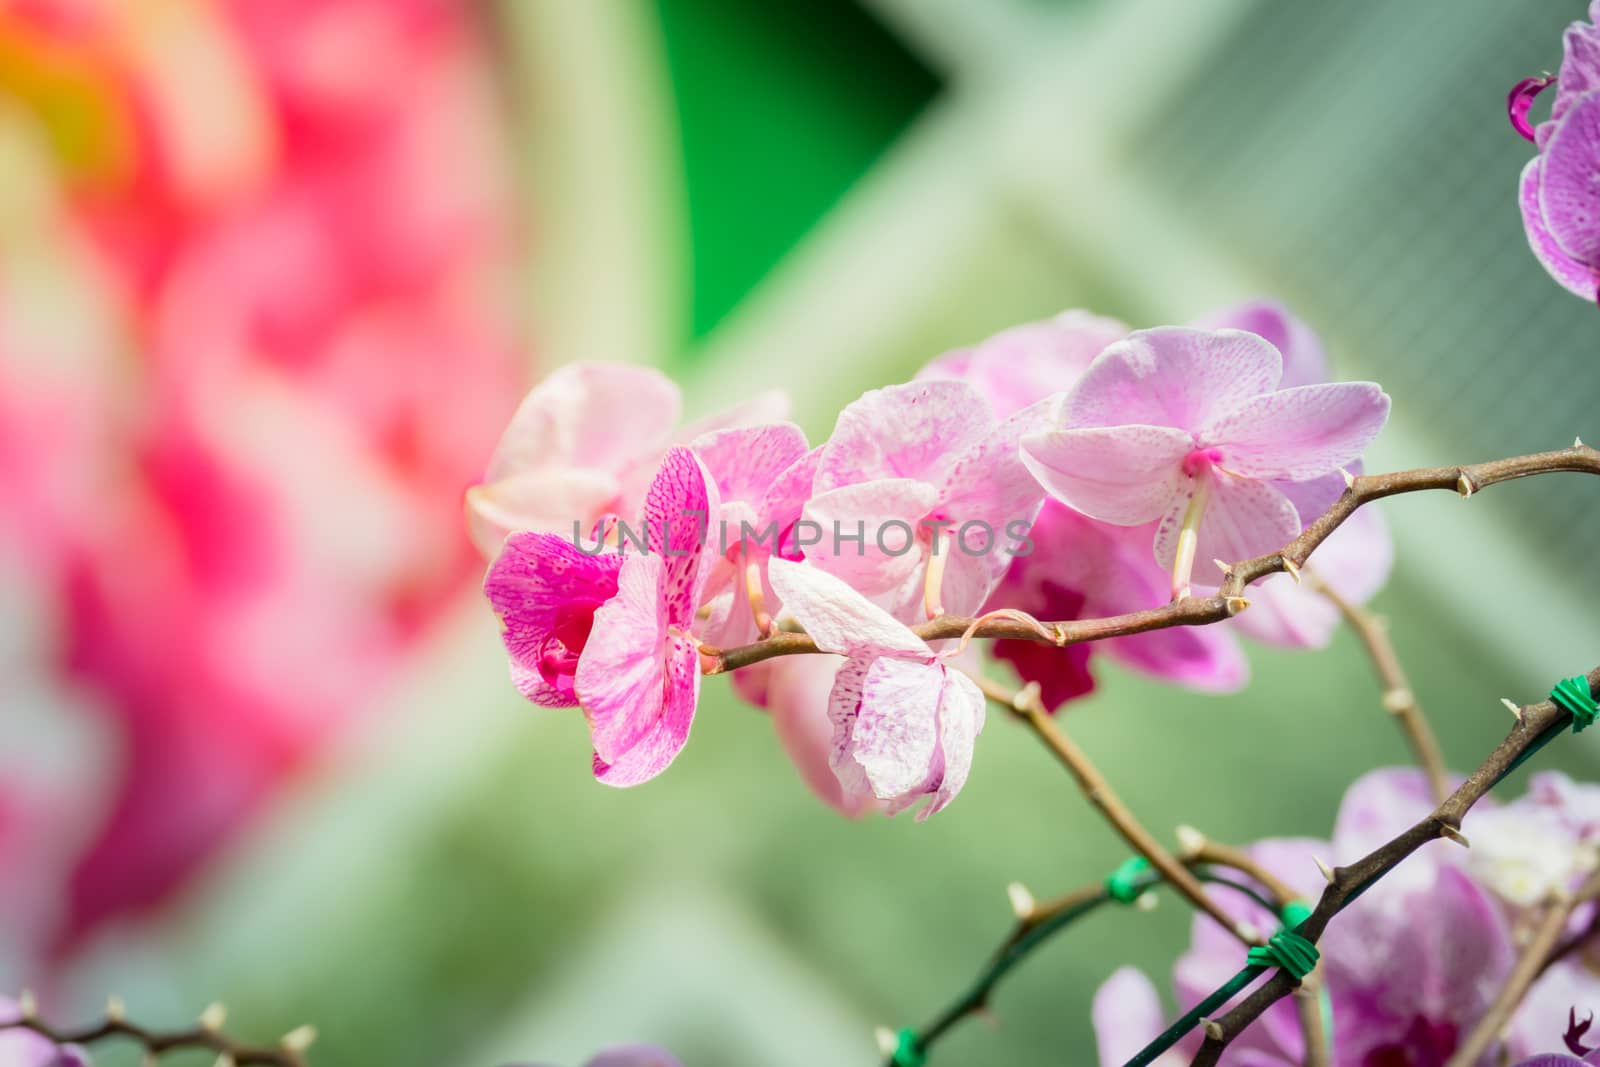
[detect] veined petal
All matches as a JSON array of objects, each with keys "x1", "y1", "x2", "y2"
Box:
[
  {"x1": 1021, "y1": 425, "x2": 1191, "y2": 526},
  {"x1": 851, "y1": 656, "x2": 948, "y2": 802},
  {"x1": 1059, "y1": 327, "x2": 1282, "y2": 431},
  {"x1": 1521, "y1": 156, "x2": 1600, "y2": 299},
  {"x1": 592, "y1": 635, "x2": 701, "y2": 787},
  {"x1": 915, "y1": 665, "x2": 985, "y2": 819},
  {"x1": 1153, "y1": 472, "x2": 1300, "y2": 571},
  {"x1": 918, "y1": 310, "x2": 1130, "y2": 418},
  {"x1": 815, "y1": 380, "x2": 994, "y2": 491},
  {"x1": 486, "y1": 362, "x2": 680, "y2": 481},
  {"x1": 800, "y1": 479, "x2": 940, "y2": 608},
  {"x1": 484, "y1": 532, "x2": 623, "y2": 707},
  {"x1": 641, "y1": 445, "x2": 719, "y2": 626},
  {"x1": 758, "y1": 446, "x2": 822, "y2": 539},
  {"x1": 1541, "y1": 89, "x2": 1600, "y2": 266},
  {"x1": 767, "y1": 557, "x2": 928, "y2": 659},
  {"x1": 1203, "y1": 382, "x2": 1390, "y2": 480},
  {"x1": 577, "y1": 553, "x2": 669, "y2": 763},
  {"x1": 690, "y1": 422, "x2": 809, "y2": 508}
]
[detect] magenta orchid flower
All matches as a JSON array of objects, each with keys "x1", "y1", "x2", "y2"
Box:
[
  {"x1": 690, "y1": 423, "x2": 816, "y2": 648},
  {"x1": 467, "y1": 363, "x2": 784, "y2": 558},
  {"x1": 803, "y1": 381, "x2": 1052, "y2": 625},
  {"x1": 1020, "y1": 326, "x2": 1390, "y2": 599},
  {"x1": 767, "y1": 557, "x2": 985, "y2": 819},
  {"x1": 486, "y1": 446, "x2": 719, "y2": 786},
  {"x1": 1513, "y1": 3, "x2": 1600, "y2": 302}
]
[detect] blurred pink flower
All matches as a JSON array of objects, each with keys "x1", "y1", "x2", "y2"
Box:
[
  {"x1": 0, "y1": 997, "x2": 90, "y2": 1067},
  {"x1": 0, "y1": 0, "x2": 528, "y2": 955}
]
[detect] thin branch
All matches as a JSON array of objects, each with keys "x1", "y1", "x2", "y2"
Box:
[
  {"x1": 1189, "y1": 668, "x2": 1600, "y2": 1066},
  {"x1": 0, "y1": 1004, "x2": 313, "y2": 1066},
  {"x1": 1313, "y1": 574, "x2": 1449, "y2": 804},
  {"x1": 1446, "y1": 868, "x2": 1600, "y2": 1067},
  {"x1": 706, "y1": 444, "x2": 1600, "y2": 674},
  {"x1": 968, "y1": 674, "x2": 1257, "y2": 946}
]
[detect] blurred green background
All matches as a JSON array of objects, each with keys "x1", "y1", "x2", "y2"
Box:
[{"x1": 61, "y1": 1, "x2": 1600, "y2": 1064}]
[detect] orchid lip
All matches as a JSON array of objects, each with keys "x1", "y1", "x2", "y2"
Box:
[{"x1": 1508, "y1": 74, "x2": 1555, "y2": 143}]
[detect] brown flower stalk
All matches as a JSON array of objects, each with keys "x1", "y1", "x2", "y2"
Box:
[{"x1": 0, "y1": 997, "x2": 315, "y2": 1066}]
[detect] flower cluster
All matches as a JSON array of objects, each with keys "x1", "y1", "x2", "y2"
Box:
[
  {"x1": 1094, "y1": 769, "x2": 1600, "y2": 1066},
  {"x1": 473, "y1": 302, "x2": 1391, "y2": 818}
]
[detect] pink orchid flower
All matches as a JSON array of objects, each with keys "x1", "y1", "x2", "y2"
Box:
[
  {"x1": 689, "y1": 423, "x2": 816, "y2": 649},
  {"x1": 467, "y1": 363, "x2": 784, "y2": 558},
  {"x1": 1513, "y1": 2, "x2": 1600, "y2": 303},
  {"x1": 508, "y1": 1046, "x2": 681, "y2": 1067},
  {"x1": 916, "y1": 310, "x2": 1130, "y2": 420},
  {"x1": 767, "y1": 558, "x2": 985, "y2": 819},
  {"x1": 803, "y1": 381, "x2": 1052, "y2": 626},
  {"x1": 486, "y1": 446, "x2": 718, "y2": 786},
  {"x1": 1019, "y1": 326, "x2": 1390, "y2": 599}
]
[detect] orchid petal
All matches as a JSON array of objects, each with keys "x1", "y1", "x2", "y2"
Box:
[
  {"x1": 1193, "y1": 300, "x2": 1329, "y2": 391},
  {"x1": 1521, "y1": 156, "x2": 1600, "y2": 299},
  {"x1": 758, "y1": 446, "x2": 822, "y2": 539},
  {"x1": 466, "y1": 467, "x2": 621, "y2": 555},
  {"x1": 760, "y1": 656, "x2": 877, "y2": 817},
  {"x1": 1092, "y1": 969, "x2": 1171, "y2": 1067},
  {"x1": 486, "y1": 362, "x2": 680, "y2": 481},
  {"x1": 850, "y1": 656, "x2": 949, "y2": 802},
  {"x1": 577, "y1": 554, "x2": 670, "y2": 764},
  {"x1": 1203, "y1": 383, "x2": 1390, "y2": 480},
  {"x1": 1059, "y1": 327, "x2": 1282, "y2": 431},
  {"x1": 919, "y1": 310, "x2": 1130, "y2": 419},
  {"x1": 1021, "y1": 425, "x2": 1192, "y2": 526},
  {"x1": 641, "y1": 445, "x2": 718, "y2": 626},
  {"x1": 800, "y1": 479, "x2": 941, "y2": 610},
  {"x1": 690, "y1": 422, "x2": 809, "y2": 508},
  {"x1": 815, "y1": 381, "x2": 994, "y2": 492},
  {"x1": 1153, "y1": 472, "x2": 1301, "y2": 571},
  {"x1": 591, "y1": 635, "x2": 700, "y2": 787},
  {"x1": 485, "y1": 532, "x2": 623, "y2": 707},
  {"x1": 767, "y1": 557, "x2": 929, "y2": 659},
  {"x1": 915, "y1": 666, "x2": 985, "y2": 819},
  {"x1": 1541, "y1": 90, "x2": 1600, "y2": 267}
]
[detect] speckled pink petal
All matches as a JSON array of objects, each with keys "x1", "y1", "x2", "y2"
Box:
[
  {"x1": 577, "y1": 553, "x2": 670, "y2": 764},
  {"x1": 851, "y1": 656, "x2": 948, "y2": 803},
  {"x1": 1331, "y1": 767, "x2": 1441, "y2": 862},
  {"x1": 760, "y1": 656, "x2": 878, "y2": 816},
  {"x1": 767, "y1": 557, "x2": 929, "y2": 659},
  {"x1": 690, "y1": 422, "x2": 809, "y2": 507},
  {"x1": 1153, "y1": 471, "x2": 1300, "y2": 571},
  {"x1": 914, "y1": 666, "x2": 985, "y2": 820},
  {"x1": 1203, "y1": 382, "x2": 1390, "y2": 481},
  {"x1": 758, "y1": 446, "x2": 821, "y2": 538},
  {"x1": 814, "y1": 380, "x2": 994, "y2": 492},
  {"x1": 1541, "y1": 89, "x2": 1600, "y2": 267},
  {"x1": 484, "y1": 532, "x2": 624, "y2": 707},
  {"x1": 941, "y1": 395, "x2": 1057, "y2": 547},
  {"x1": 591, "y1": 635, "x2": 700, "y2": 787},
  {"x1": 1547, "y1": 16, "x2": 1600, "y2": 143},
  {"x1": 641, "y1": 445, "x2": 718, "y2": 627},
  {"x1": 1021, "y1": 425, "x2": 1191, "y2": 526},
  {"x1": 1521, "y1": 156, "x2": 1600, "y2": 299},
  {"x1": 1193, "y1": 299, "x2": 1329, "y2": 390},
  {"x1": 799, "y1": 479, "x2": 941, "y2": 610},
  {"x1": 1059, "y1": 327, "x2": 1282, "y2": 431},
  {"x1": 485, "y1": 362, "x2": 680, "y2": 481}
]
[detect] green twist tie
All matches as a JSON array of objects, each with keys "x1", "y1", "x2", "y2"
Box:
[
  {"x1": 1551, "y1": 676, "x2": 1599, "y2": 733},
  {"x1": 1105, "y1": 857, "x2": 1152, "y2": 904},
  {"x1": 891, "y1": 1029, "x2": 926, "y2": 1067},
  {"x1": 1279, "y1": 900, "x2": 1314, "y2": 929},
  {"x1": 1247, "y1": 929, "x2": 1320, "y2": 980}
]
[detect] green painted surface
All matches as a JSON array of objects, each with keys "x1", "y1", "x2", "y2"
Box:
[{"x1": 654, "y1": 0, "x2": 939, "y2": 342}]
